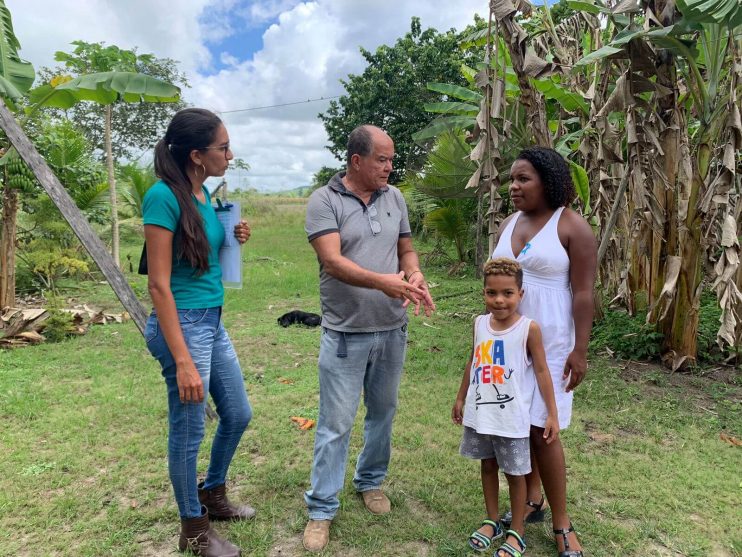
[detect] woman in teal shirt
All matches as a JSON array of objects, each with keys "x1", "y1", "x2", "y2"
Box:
[{"x1": 143, "y1": 108, "x2": 252, "y2": 557}]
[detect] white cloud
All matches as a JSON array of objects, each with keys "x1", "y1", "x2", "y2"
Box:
[
  {"x1": 246, "y1": 0, "x2": 305, "y2": 26},
  {"x1": 9, "y1": 0, "x2": 486, "y2": 191}
]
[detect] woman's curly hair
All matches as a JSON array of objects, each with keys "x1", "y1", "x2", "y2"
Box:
[
  {"x1": 516, "y1": 147, "x2": 575, "y2": 209},
  {"x1": 483, "y1": 257, "x2": 523, "y2": 288}
]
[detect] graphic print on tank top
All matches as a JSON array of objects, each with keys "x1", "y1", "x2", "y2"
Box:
[{"x1": 472, "y1": 338, "x2": 516, "y2": 409}]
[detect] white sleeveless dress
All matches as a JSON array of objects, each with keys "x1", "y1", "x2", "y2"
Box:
[{"x1": 491, "y1": 207, "x2": 574, "y2": 429}]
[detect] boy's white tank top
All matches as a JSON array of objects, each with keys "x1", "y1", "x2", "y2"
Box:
[{"x1": 462, "y1": 314, "x2": 534, "y2": 438}]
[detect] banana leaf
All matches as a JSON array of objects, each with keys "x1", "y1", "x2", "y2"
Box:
[
  {"x1": 28, "y1": 71, "x2": 180, "y2": 109},
  {"x1": 0, "y1": 0, "x2": 35, "y2": 99}
]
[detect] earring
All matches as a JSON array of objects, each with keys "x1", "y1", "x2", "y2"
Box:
[{"x1": 195, "y1": 163, "x2": 206, "y2": 180}]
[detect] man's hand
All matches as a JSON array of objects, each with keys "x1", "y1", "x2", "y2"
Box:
[
  {"x1": 563, "y1": 348, "x2": 588, "y2": 392},
  {"x1": 402, "y1": 271, "x2": 436, "y2": 317},
  {"x1": 377, "y1": 271, "x2": 425, "y2": 304}
]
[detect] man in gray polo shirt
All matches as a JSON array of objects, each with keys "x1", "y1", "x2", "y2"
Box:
[{"x1": 302, "y1": 125, "x2": 435, "y2": 552}]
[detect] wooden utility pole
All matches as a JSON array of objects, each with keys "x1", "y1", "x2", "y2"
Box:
[{"x1": 0, "y1": 99, "x2": 147, "y2": 334}]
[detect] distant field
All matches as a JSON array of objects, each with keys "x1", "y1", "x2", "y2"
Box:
[{"x1": 1, "y1": 196, "x2": 739, "y2": 556}]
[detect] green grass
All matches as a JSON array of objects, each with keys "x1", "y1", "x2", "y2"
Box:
[{"x1": 1, "y1": 197, "x2": 740, "y2": 556}]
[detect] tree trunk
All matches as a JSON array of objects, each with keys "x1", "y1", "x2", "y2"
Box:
[
  {"x1": 660, "y1": 158, "x2": 705, "y2": 368},
  {"x1": 475, "y1": 189, "x2": 484, "y2": 277},
  {"x1": 0, "y1": 183, "x2": 18, "y2": 308},
  {"x1": 105, "y1": 105, "x2": 120, "y2": 268}
]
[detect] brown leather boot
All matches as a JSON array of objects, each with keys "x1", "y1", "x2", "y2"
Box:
[
  {"x1": 178, "y1": 511, "x2": 241, "y2": 557},
  {"x1": 198, "y1": 482, "x2": 256, "y2": 521}
]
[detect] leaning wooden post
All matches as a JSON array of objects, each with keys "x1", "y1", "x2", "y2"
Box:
[{"x1": 0, "y1": 99, "x2": 147, "y2": 334}]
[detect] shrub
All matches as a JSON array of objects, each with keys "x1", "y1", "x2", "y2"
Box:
[{"x1": 591, "y1": 308, "x2": 664, "y2": 361}]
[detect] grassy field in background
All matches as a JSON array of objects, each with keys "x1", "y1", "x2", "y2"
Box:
[{"x1": 0, "y1": 195, "x2": 740, "y2": 557}]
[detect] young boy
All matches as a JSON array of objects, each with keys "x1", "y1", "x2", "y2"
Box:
[{"x1": 452, "y1": 258, "x2": 559, "y2": 557}]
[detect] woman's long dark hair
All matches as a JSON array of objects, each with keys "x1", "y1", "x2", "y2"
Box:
[
  {"x1": 515, "y1": 147, "x2": 575, "y2": 209},
  {"x1": 153, "y1": 108, "x2": 223, "y2": 272}
]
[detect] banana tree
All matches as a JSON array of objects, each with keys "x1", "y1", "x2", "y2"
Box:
[
  {"x1": 569, "y1": 0, "x2": 742, "y2": 366},
  {"x1": 0, "y1": 0, "x2": 35, "y2": 307},
  {"x1": 28, "y1": 42, "x2": 181, "y2": 268}
]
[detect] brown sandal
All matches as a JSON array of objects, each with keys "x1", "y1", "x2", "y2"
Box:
[
  {"x1": 554, "y1": 523, "x2": 583, "y2": 557},
  {"x1": 500, "y1": 496, "x2": 547, "y2": 528}
]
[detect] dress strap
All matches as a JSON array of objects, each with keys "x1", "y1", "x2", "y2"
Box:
[
  {"x1": 500, "y1": 212, "x2": 521, "y2": 243},
  {"x1": 546, "y1": 207, "x2": 564, "y2": 230}
]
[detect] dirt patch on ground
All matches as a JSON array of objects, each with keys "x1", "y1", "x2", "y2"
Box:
[
  {"x1": 394, "y1": 541, "x2": 434, "y2": 556},
  {"x1": 136, "y1": 535, "x2": 179, "y2": 556},
  {"x1": 611, "y1": 357, "x2": 740, "y2": 405},
  {"x1": 268, "y1": 532, "x2": 304, "y2": 557}
]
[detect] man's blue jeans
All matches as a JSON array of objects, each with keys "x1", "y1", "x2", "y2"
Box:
[
  {"x1": 304, "y1": 325, "x2": 408, "y2": 520},
  {"x1": 145, "y1": 307, "x2": 252, "y2": 519}
]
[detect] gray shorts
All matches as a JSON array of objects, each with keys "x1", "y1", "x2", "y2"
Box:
[{"x1": 459, "y1": 426, "x2": 532, "y2": 476}]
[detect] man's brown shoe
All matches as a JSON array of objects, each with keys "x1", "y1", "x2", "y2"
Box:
[
  {"x1": 361, "y1": 489, "x2": 391, "y2": 515},
  {"x1": 302, "y1": 519, "x2": 330, "y2": 552}
]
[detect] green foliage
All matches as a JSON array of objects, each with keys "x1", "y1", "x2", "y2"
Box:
[
  {"x1": 398, "y1": 183, "x2": 438, "y2": 236},
  {"x1": 423, "y1": 201, "x2": 471, "y2": 262},
  {"x1": 310, "y1": 165, "x2": 343, "y2": 191},
  {"x1": 550, "y1": 0, "x2": 579, "y2": 24},
  {"x1": 19, "y1": 239, "x2": 89, "y2": 293},
  {"x1": 405, "y1": 130, "x2": 477, "y2": 199},
  {"x1": 1, "y1": 148, "x2": 38, "y2": 192},
  {"x1": 7, "y1": 120, "x2": 107, "y2": 295},
  {"x1": 319, "y1": 17, "x2": 481, "y2": 182},
  {"x1": 592, "y1": 292, "x2": 734, "y2": 364},
  {"x1": 0, "y1": 0, "x2": 35, "y2": 103},
  {"x1": 677, "y1": 0, "x2": 742, "y2": 28},
  {"x1": 567, "y1": 159, "x2": 591, "y2": 211},
  {"x1": 697, "y1": 290, "x2": 731, "y2": 364},
  {"x1": 40, "y1": 296, "x2": 75, "y2": 343},
  {"x1": 591, "y1": 309, "x2": 665, "y2": 361},
  {"x1": 118, "y1": 162, "x2": 155, "y2": 218},
  {"x1": 32, "y1": 119, "x2": 109, "y2": 222},
  {"x1": 33, "y1": 40, "x2": 187, "y2": 160}
]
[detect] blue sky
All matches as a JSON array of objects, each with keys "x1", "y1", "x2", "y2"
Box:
[{"x1": 198, "y1": 1, "x2": 284, "y2": 73}]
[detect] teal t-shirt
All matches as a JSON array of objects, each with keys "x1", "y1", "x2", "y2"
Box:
[{"x1": 142, "y1": 180, "x2": 225, "y2": 309}]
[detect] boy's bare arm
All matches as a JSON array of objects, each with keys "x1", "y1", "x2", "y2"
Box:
[
  {"x1": 527, "y1": 321, "x2": 559, "y2": 441},
  {"x1": 452, "y1": 319, "x2": 477, "y2": 424}
]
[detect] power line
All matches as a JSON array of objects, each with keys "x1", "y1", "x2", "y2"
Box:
[{"x1": 218, "y1": 95, "x2": 342, "y2": 115}]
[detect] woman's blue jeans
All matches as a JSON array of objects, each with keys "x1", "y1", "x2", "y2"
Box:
[{"x1": 145, "y1": 307, "x2": 252, "y2": 519}]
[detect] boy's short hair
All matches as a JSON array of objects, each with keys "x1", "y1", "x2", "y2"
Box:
[{"x1": 483, "y1": 257, "x2": 523, "y2": 289}]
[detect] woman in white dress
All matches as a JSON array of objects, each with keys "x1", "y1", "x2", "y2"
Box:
[{"x1": 491, "y1": 147, "x2": 596, "y2": 556}]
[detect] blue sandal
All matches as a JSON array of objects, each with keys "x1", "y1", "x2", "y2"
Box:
[
  {"x1": 496, "y1": 530, "x2": 526, "y2": 557},
  {"x1": 468, "y1": 519, "x2": 503, "y2": 552},
  {"x1": 554, "y1": 523, "x2": 583, "y2": 557}
]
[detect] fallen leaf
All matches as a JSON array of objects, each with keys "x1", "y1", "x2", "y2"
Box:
[
  {"x1": 277, "y1": 377, "x2": 294, "y2": 385},
  {"x1": 720, "y1": 433, "x2": 742, "y2": 447},
  {"x1": 300, "y1": 419, "x2": 315, "y2": 430},
  {"x1": 290, "y1": 416, "x2": 316, "y2": 430}
]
